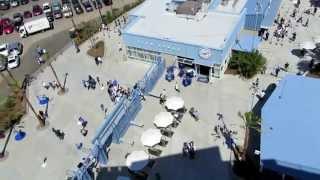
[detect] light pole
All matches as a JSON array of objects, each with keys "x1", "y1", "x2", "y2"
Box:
[
  {"x1": 249, "y1": 78, "x2": 259, "y2": 110},
  {"x1": 0, "y1": 123, "x2": 14, "y2": 160},
  {"x1": 49, "y1": 62, "x2": 66, "y2": 94}
]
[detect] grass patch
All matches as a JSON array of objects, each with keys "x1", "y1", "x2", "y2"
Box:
[
  {"x1": 0, "y1": 88, "x2": 26, "y2": 131},
  {"x1": 87, "y1": 41, "x2": 105, "y2": 58}
]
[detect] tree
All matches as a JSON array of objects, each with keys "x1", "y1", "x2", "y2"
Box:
[
  {"x1": 229, "y1": 50, "x2": 266, "y2": 79},
  {"x1": 238, "y1": 111, "x2": 261, "y2": 160}
]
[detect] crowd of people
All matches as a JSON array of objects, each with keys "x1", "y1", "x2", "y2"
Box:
[
  {"x1": 182, "y1": 141, "x2": 196, "y2": 159},
  {"x1": 107, "y1": 80, "x2": 131, "y2": 103},
  {"x1": 259, "y1": 1, "x2": 318, "y2": 45}
]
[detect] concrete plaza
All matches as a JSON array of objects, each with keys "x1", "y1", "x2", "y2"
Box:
[
  {"x1": 1, "y1": 0, "x2": 320, "y2": 180},
  {"x1": 0, "y1": 24, "x2": 149, "y2": 180}
]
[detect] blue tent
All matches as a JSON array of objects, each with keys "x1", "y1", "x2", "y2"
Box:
[{"x1": 261, "y1": 75, "x2": 320, "y2": 179}]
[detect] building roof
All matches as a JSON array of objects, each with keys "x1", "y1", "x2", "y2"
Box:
[
  {"x1": 261, "y1": 75, "x2": 320, "y2": 179},
  {"x1": 125, "y1": 0, "x2": 241, "y2": 50},
  {"x1": 215, "y1": 0, "x2": 247, "y2": 14}
]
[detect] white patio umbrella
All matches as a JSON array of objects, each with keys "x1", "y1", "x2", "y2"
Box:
[
  {"x1": 165, "y1": 96, "x2": 184, "y2": 110},
  {"x1": 154, "y1": 112, "x2": 174, "y2": 128},
  {"x1": 140, "y1": 128, "x2": 162, "y2": 147},
  {"x1": 300, "y1": 41, "x2": 316, "y2": 50},
  {"x1": 126, "y1": 150, "x2": 149, "y2": 171}
]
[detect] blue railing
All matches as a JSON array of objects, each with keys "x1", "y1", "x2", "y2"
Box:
[{"x1": 72, "y1": 58, "x2": 165, "y2": 180}]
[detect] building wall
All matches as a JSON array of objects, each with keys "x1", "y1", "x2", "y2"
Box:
[
  {"x1": 122, "y1": 33, "x2": 224, "y2": 66},
  {"x1": 244, "y1": 0, "x2": 274, "y2": 30}
]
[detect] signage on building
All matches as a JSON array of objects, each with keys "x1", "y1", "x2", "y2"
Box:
[{"x1": 199, "y1": 48, "x2": 212, "y2": 59}]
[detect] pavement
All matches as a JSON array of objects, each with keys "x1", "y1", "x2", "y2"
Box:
[
  {"x1": 0, "y1": 0, "x2": 139, "y2": 96},
  {"x1": 1, "y1": 0, "x2": 320, "y2": 180},
  {"x1": 0, "y1": 23, "x2": 150, "y2": 180}
]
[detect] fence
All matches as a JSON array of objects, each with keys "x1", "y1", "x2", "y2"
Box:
[{"x1": 72, "y1": 58, "x2": 165, "y2": 179}]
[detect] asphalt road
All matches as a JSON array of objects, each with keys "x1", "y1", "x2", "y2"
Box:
[{"x1": 0, "y1": 0, "x2": 135, "y2": 96}]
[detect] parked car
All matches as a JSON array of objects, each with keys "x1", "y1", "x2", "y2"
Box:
[
  {"x1": 13, "y1": 13, "x2": 23, "y2": 31},
  {"x1": 23, "y1": 11, "x2": 33, "y2": 19},
  {"x1": 33, "y1": 5, "x2": 43, "y2": 16},
  {"x1": 8, "y1": 42, "x2": 23, "y2": 55},
  {"x1": 7, "y1": 54, "x2": 20, "y2": 69},
  {"x1": 0, "y1": 44, "x2": 9, "y2": 57},
  {"x1": 0, "y1": 55, "x2": 7, "y2": 71},
  {"x1": 0, "y1": 18, "x2": 14, "y2": 34},
  {"x1": 102, "y1": 0, "x2": 111, "y2": 6},
  {"x1": 96, "y1": 0, "x2": 102, "y2": 9},
  {"x1": 10, "y1": 0, "x2": 19, "y2": 7},
  {"x1": 81, "y1": 0, "x2": 93, "y2": 12},
  {"x1": 20, "y1": 0, "x2": 28, "y2": 5},
  {"x1": 71, "y1": 0, "x2": 83, "y2": 14},
  {"x1": 45, "y1": 12, "x2": 54, "y2": 22},
  {"x1": 0, "y1": 25, "x2": 3, "y2": 35},
  {"x1": 0, "y1": 0, "x2": 10, "y2": 10},
  {"x1": 42, "y1": 2, "x2": 51, "y2": 14},
  {"x1": 52, "y1": 1, "x2": 63, "y2": 19},
  {"x1": 62, "y1": 4, "x2": 73, "y2": 17}
]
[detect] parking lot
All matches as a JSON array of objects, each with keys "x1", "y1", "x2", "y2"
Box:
[{"x1": 0, "y1": 0, "x2": 137, "y2": 96}]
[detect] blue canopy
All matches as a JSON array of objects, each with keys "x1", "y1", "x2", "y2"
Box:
[
  {"x1": 91, "y1": 141, "x2": 108, "y2": 166},
  {"x1": 233, "y1": 32, "x2": 261, "y2": 52},
  {"x1": 260, "y1": 0, "x2": 282, "y2": 28},
  {"x1": 261, "y1": 75, "x2": 320, "y2": 179}
]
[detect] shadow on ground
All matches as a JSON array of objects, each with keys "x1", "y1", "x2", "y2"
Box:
[{"x1": 96, "y1": 146, "x2": 235, "y2": 180}]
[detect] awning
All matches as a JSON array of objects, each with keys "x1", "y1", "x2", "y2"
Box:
[{"x1": 233, "y1": 31, "x2": 261, "y2": 52}]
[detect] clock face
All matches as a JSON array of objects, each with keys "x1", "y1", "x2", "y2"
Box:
[{"x1": 199, "y1": 48, "x2": 212, "y2": 59}]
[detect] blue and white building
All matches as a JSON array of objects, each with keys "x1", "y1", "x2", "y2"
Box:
[{"x1": 122, "y1": 0, "x2": 282, "y2": 81}]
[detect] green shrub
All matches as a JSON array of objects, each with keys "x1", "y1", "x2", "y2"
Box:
[
  {"x1": 229, "y1": 50, "x2": 266, "y2": 79},
  {"x1": 123, "y1": 4, "x2": 131, "y2": 12}
]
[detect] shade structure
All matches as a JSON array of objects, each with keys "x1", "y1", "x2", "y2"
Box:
[
  {"x1": 154, "y1": 112, "x2": 174, "y2": 128},
  {"x1": 300, "y1": 41, "x2": 316, "y2": 50},
  {"x1": 91, "y1": 141, "x2": 108, "y2": 166},
  {"x1": 126, "y1": 151, "x2": 149, "y2": 171},
  {"x1": 165, "y1": 96, "x2": 184, "y2": 110},
  {"x1": 140, "y1": 128, "x2": 162, "y2": 147},
  {"x1": 73, "y1": 166, "x2": 92, "y2": 180}
]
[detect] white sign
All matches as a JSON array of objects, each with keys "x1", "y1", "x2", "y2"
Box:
[{"x1": 199, "y1": 48, "x2": 212, "y2": 59}]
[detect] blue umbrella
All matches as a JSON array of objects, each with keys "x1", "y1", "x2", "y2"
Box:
[{"x1": 15, "y1": 130, "x2": 26, "y2": 141}]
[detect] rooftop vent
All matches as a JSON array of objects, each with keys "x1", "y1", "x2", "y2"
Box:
[{"x1": 176, "y1": 0, "x2": 203, "y2": 16}]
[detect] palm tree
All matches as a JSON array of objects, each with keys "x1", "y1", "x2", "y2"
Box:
[{"x1": 238, "y1": 111, "x2": 261, "y2": 160}]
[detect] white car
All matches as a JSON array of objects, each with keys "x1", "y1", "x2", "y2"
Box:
[
  {"x1": 0, "y1": 44, "x2": 9, "y2": 57},
  {"x1": 7, "y1": 54, "x2": 20, "y2": 69},
  {"x1": 43, "y1": 2, "x2": 52, "y2": 14}
]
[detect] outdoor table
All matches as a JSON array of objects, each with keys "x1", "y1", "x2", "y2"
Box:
[
  {"x1": 153, "y1": 112, "x2": 174, "y2": 128},
  {"x1": 141, "y1": 128, "x2": 162, "y2": 147},
  {"x1": 126, "y1": 150, "x2": 149, "y2": 171},
  {"x1": 182, "y1": 77, "x2": 192, "y2": 87},
  {"x1": 165, "y1": 73, "x2": 174, "y2": 81},
  {"x1": 37, "y1": 95, "x2": 49, "y2": 105}
]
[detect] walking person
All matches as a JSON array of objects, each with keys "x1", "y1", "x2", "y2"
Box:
[
  {"x1": 303, "y1": 18, "x2": 309, "y2": 27},
  {"x1": 174, "y1": 81, "x2": 180, "y2": 93},
  {"x1": 284, "y1": 62, "x2": 290, "y2": 71},
  {"x1": 264, "y1": 31, "x2": 269, "y2": 41},
  {"x1": 188, "y1": 141, "x2": 196, "y2": 159},
  {"x1": 182, "y1": 142, "x2": 189, "y2": 157}
]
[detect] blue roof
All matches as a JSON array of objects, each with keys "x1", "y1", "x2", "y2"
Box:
[
  {"x1": 261, "y1": 0, "x2": 282, "y2": 28},
  {"x1": 232, "y1": 32, "x2": 261, "y2": 52},
  {"x1": 261, "y1": 75, "x2": 320, "y2": 179}
]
